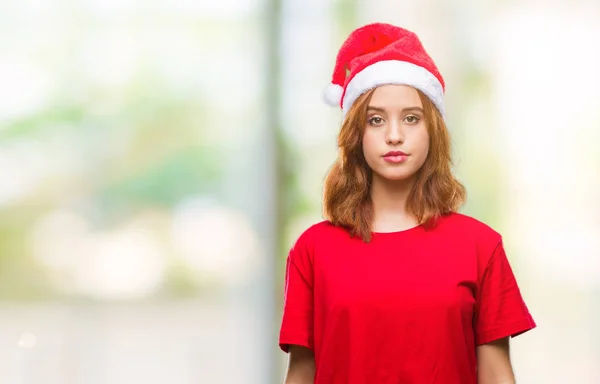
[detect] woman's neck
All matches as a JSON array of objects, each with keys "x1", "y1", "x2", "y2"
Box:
[{"x1": 370, "y1": 174, "x2": 418, "y2": 233}]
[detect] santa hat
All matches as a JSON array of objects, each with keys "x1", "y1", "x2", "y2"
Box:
[{"x1": 323, "y1": 23, "x2": 446, "y2": 119}]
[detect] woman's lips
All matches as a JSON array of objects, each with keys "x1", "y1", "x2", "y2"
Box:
[{"x1": 383, "y1": 151, "x2": 409, "y2": 164}]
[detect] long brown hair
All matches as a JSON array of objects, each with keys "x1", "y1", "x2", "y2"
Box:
[{"x1": 323, "y1": 88, "x2": 466, "y2": 242}]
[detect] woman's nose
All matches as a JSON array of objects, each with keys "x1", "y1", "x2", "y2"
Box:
[{"x1": 385, "y1": 122, "x2": 404, "y2": 144}]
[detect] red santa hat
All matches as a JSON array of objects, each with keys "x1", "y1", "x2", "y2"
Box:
[{"x1": 323, "y1": 23, "x2": 446, "y2": 119}]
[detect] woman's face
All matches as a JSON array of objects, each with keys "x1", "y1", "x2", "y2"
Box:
[{"x1": 361, "y1": 85, "x2": 430, "y2": 183}]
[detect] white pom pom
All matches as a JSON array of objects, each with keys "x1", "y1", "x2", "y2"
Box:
[{"x1": 323, "y1": 83, "x2": 343, "y2": 107}]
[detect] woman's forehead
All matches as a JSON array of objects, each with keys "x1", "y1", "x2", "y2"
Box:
[{"x1": 368, "y1": 85, "x2": 423, "y2": 110}]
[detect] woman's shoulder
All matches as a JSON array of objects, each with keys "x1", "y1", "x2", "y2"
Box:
[
  {"x1": 292, "y1": 220, "x2": 347, "y2": 247},
  {"x1": 438, "y1": 212, "x2": 503, "y2": 246},
  {"x1": 289, "y1": 220, "x2": 356, "y2": 258}
]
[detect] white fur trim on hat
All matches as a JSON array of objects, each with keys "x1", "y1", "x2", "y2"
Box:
[
  {"x1": 323, "y1": 83, "x2": 344, "y2": 107},
  {"x1": 342, "y1": 60, "x2": 445, "y2": 119}
]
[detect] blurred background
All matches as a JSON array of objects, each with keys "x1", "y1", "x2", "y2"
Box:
[{"x1": 0, "y1": 0, "x2": 598, "y2": 383}]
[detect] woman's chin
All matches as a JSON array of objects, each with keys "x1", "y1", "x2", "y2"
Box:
[{"x1": 372, "y1": 170, "x2": 416, "y2": 183}]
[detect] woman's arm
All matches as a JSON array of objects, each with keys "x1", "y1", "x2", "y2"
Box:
[
  {"x1": 284, "y1": 345, "x2": 316, "y2": 384},
  {"x1": 476, "y1": 337, "x2": 516, "y2": 384}
]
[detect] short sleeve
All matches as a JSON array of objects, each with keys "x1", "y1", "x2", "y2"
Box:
[
  {"x1": 474, "y1": 241, "x2": 536, "y2": 346},
  {"x1": 278, "y1": 234, "x2": 314, "y2": 353}
]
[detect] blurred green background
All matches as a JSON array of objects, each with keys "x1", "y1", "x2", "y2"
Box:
[{"x1": 0, "y1": 0, "x2": 598, "y2": 383}]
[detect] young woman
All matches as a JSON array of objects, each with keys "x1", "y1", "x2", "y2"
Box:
[{"x1": 279, "y1": 23, "x2": 536, "y2": 384}]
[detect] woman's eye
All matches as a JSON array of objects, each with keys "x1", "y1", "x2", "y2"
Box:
[
  {"x1": 404, "y1": 115, "x2": 420, "y2": 124},
  {"x1": 368, "y1": 117, "x2": 384, "y2": 125}
]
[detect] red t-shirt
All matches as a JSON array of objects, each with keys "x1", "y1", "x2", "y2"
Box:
[{"x1": 279, "y1": 213, "x2": 536, "y2": 383}]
